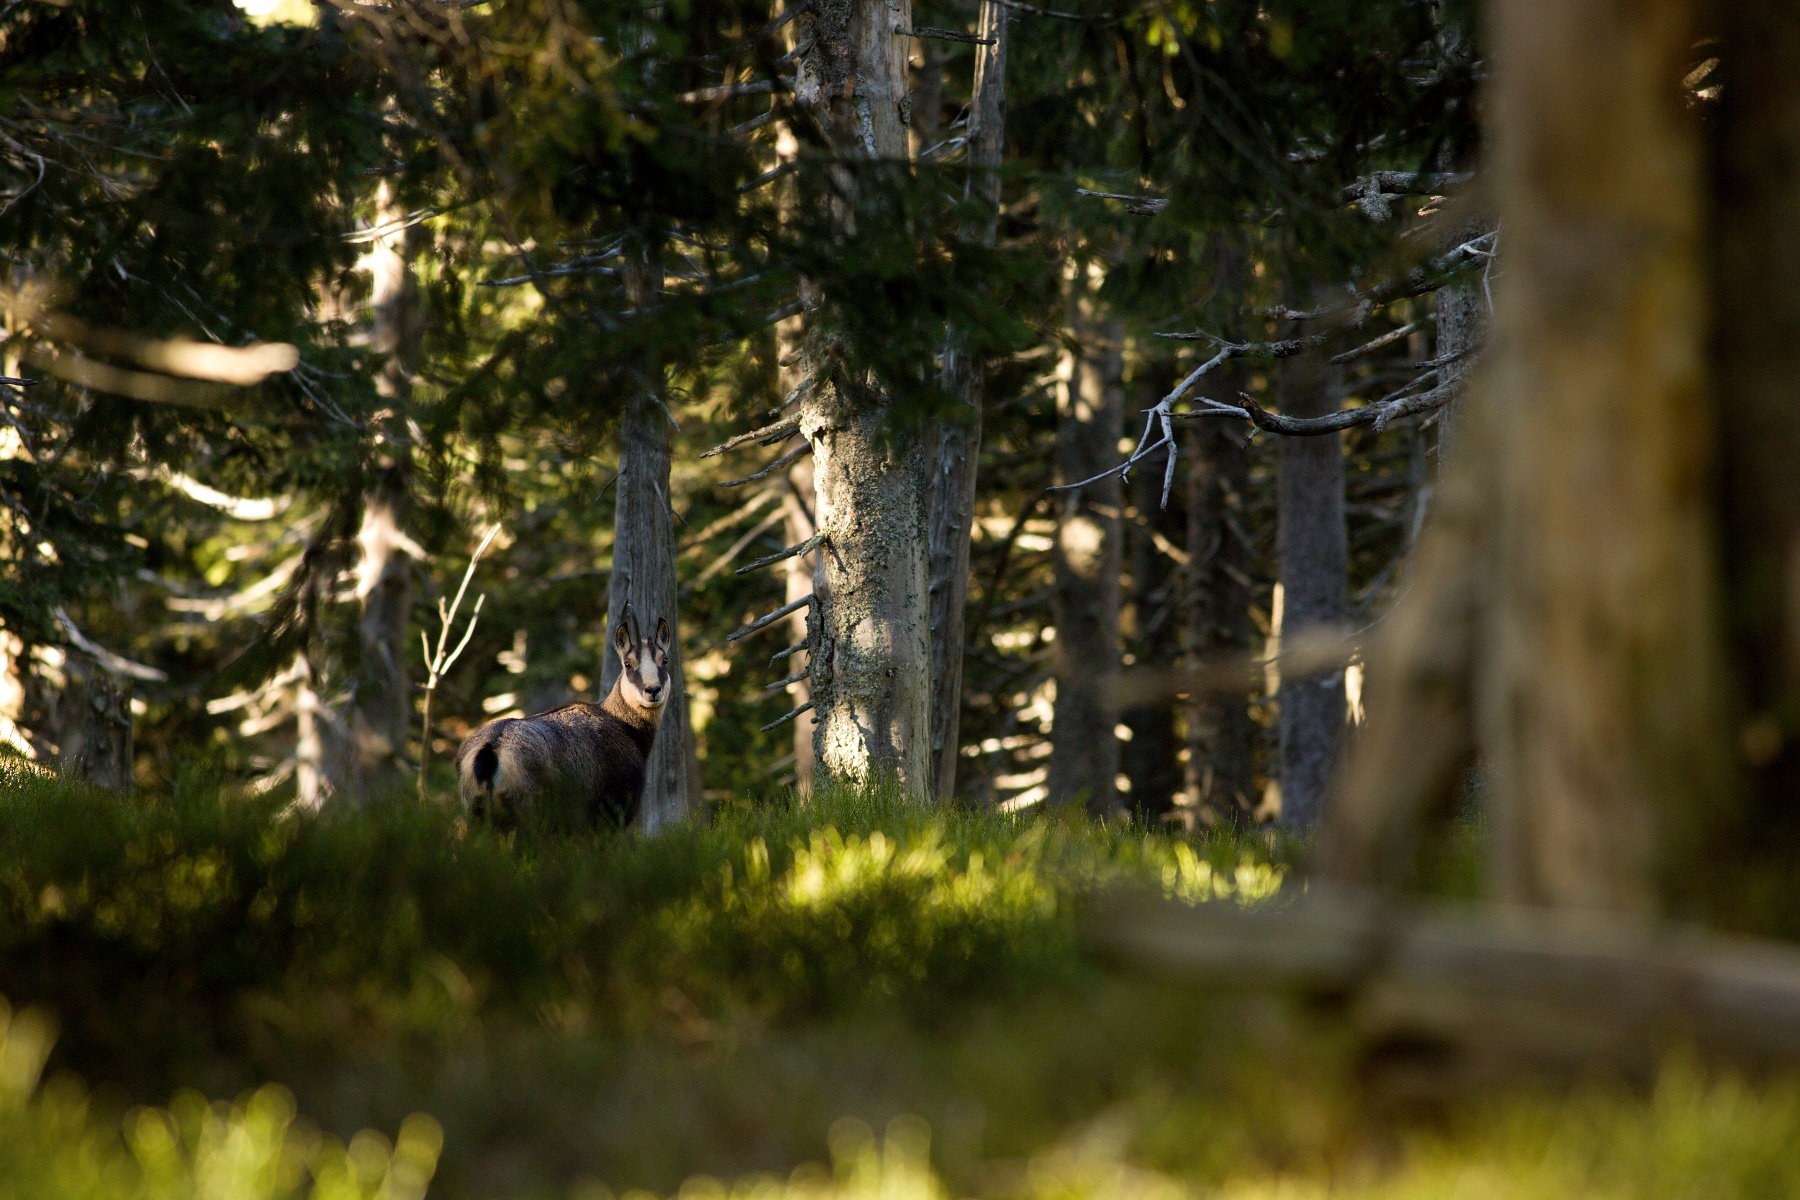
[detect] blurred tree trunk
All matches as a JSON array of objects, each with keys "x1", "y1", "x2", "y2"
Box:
[
  {"x1": 349, "y1": 182, "x2": 419, "y2": 800},
  {"x1": 602, "y1": 244, "x2": 701, "y2": 829},
  {"x1": 1325, "y1": 0, "x2": 1730, "y2": 914},
  {"x1": 1184, "y1": 417, "x2": 1259, "y2": 826},
  {"x1": 1122, "y1": 401, "x2": 1184, "y2": 822},
  {"x1": 794, "y1": 0, "x2": 931, "y2": 798},
  {"x1": 49, "y1": 652, "x2": 132, "y2": 791},
  {"x1": 1275, "y1": 328, "x2": 1346, "y2": 831},
  {"x1": 295, "y1": 649, "x2": 346, "y2": 811},
  {"x1": 927, "y1": 1, "x2": 1007, "y2": 805},
  {"x1": 1047, "y1": 268, "x2": 1123, "y2": 815},
  {"x1": 1711, "y1": 0, "x2": 1800, "y2": 874}
]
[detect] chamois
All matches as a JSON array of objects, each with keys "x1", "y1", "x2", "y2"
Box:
[{"x1": 456, "y1": 609, "x2": 672, "y2": 830}]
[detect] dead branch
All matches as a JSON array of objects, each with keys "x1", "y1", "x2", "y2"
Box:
[
  {"x1": 736, "y1": 531, "x2": 825, "y2": 576},
  {"x1": 769, "y1": 639, "x2": 810, "y2": 666},
  {"x1": 1076, "y1": 187, "x2": 1170, "y2": 214},
  {"x1": 897, "y1": 25, "x2": 996, "y2": 44},
  {"x1": 720, "y1": 440, "x2": 811, "y2": 488},
  {"x1": 700, "y1": 417, "x2": 800, "y2": 458},
  {"x1": 727, "y1": 593, "x2": 814, "y2": 643},
  {"x1": 760, "y1": 700, "x2": 814, "y2": 731}
]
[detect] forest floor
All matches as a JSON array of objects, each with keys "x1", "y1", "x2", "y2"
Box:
[{"x1": 0, "y1": 762, "x2": 1796, "y2": 1200}]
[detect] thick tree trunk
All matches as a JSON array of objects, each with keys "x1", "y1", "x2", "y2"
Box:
[
  {"x1": 1047, "y1": 270, "x2": 1123, "y2": 815},
  {"x1": 1712, "y1": 0, "x2": 1800, "y2": 868},
  {"x1": 1122, "y1": 424, "x2": 1184, "y2": 821},
  {"x1": 926, "y1": 1, "x2": 1007, "y2": 805},
  {"x1": 794, "y1": 0, "x2": 931, "y2": 797},
  {"x1": 1275, "y1": 335, "x2": 1346, "y2": 831},
  {"x1": 1324, "y1": 0, "x2": 1729, "y2": 915},
  {"x1": 603, "y1": 249, "x2": 700, "y2": 829},
  {"x1": 1184, "y1": 418, "x2": 1259, "y2": 826},
  {"x1": 349, "y1": 183, "x2": 418, "y2": 800}
]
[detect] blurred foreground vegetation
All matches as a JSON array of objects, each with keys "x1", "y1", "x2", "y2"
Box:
[{"x1": 0, "y1": 763, "x2": 1797, "y2": 1200}]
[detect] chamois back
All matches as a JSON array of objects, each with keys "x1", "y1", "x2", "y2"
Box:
[{"x1": 455, "y1": 609, "x2": 672, "y2": 831}]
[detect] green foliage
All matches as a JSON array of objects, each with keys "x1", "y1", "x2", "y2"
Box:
[
  {"x1": 0, "y1": 996, "x2": 442, "y2": 1200},
  {"x1": 3, "y1": 767, "x2": 1800, "y2": 1200}
]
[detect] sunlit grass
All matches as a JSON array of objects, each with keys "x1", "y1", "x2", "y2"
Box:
[{"x1": 4, "y1": 762, "x2": 1800, "y2": 1200}]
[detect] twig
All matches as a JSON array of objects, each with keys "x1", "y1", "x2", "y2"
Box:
[
  {"x1": 418, "y1": 525, "x2": 500, "y2": 801},
  {"x1": 764, "y1": 669, "x2": 810, "y2": 691}
]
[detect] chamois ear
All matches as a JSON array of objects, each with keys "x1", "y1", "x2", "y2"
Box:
[
  {"x1": 654, "y1": 617, "x2": 671, "y2": 653},
  {"x1": 613, "y1": 618, "x2": 632, "y2": 661}
]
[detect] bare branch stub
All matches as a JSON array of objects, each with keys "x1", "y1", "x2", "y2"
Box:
[
  {"x1": 699, "y1": 416, "x2": 800, "y2": 459},
  {"x1": 760, "y1": 700, "x2": 815, "y2": 732},
  {"x1": 727, "y1": 593, "x2": 815, "y2": 643},
  {"x1": 720, "y1": 440, "x2": 812, "y2": 488},
  {"x1": 736, "y1": 531, "x2": 826, "y2": 576}
]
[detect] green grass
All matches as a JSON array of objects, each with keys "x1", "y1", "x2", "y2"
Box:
[{"x1": 2, "y1": 762, "x2": 1800, "y2": 1200}]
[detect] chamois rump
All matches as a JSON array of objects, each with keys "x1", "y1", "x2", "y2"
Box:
[{"x1": 456, "y1": 609, "x2": 672, "y2": 830}]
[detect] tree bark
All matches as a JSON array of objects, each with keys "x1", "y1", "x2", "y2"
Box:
[
  {"x1": 793, "y1": 0, "x2": 931, "y2": 797},
  {"x1": 926, "y1": 0, "x2": 1007, "y2": 805},
  {"x1": 602, "y1": 247, "x2": 700, "y2": 829},
  {"x1": 1184, "y1": 418, "x2": 1259, "y2": 826},
  {"x1": 1275, "y1": 328, "x2": 1347, "y2": 831},
  {"x1": 1047, "y1": 269, "x2": 1123, "y2": 815},
  {"x1": 1711, "y1": 0, "x2": 1800, "y2": 868},
  {"x1": 1324, "y1": 0, "x2": 1730, "y2": 915}
]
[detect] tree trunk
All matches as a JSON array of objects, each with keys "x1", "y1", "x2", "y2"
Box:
[
  {"x1": 1431, "y1": 272, "x2": 1486, "y2": 459},
  {"x1": 294, "y1": 649, "x2": 346, "y2": 811},
  {"x1": 349, "y1": 182, "x2": 419, "y2": 800},
  {"x1": 926, "y1": 0, "x2": 1007, "y2": 805},
  {"x1": 1184, "y1": 417, "x2": 1259, "y2": 826},
  {"x1": 1122, "y1": 414, "x2": 1184, "y2": 822},
  {"x1": 793, "y1": 0, "x2": 931, "y2": 797},
  {"x1": 603, "y1": 247, "x2": 700, "y2": 829},
  {"x1": 1711, "y1": 0, "x2": 1800, "y2": 873},
  {"x1": 1274, "y1": 330, "x2": 1347, "y2": 831},
  {"x1": 773, "y1": 128, "x2": 818, "y2": 797},
  {"x1": 51, "y1": 652, "x2": 132, "y2": 791},
  {"x1": 1324, "y1": 0, "x2": 1730, "y2": 915},
  {"x1": 1047, "y1": 269, "x2": 1123, "y2": 815}
]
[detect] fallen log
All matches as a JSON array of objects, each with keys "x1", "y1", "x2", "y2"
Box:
[{"x1": 1091, "y1": 890, "x2": 1800, "y2": 1091}]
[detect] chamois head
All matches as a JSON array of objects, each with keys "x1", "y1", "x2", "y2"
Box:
[{"x1": 613, "y1": 607, "x2": 672, "y2": 716}]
